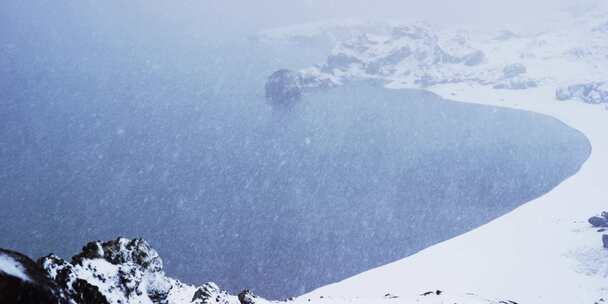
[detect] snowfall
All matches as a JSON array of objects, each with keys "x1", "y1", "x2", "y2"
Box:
[
  {"x1": 261, "y1": 3, "x2": 608, "y2": 304},
  {"x1": 2, "y1": 2, "x2": 608, "y2": 304}
]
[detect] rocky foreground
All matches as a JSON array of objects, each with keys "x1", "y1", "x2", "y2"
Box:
[{"x1": 0, "y1": 238, "x2": 517, "y2": 304}]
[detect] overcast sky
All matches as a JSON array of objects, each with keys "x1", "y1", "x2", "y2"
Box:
[
  {"x1": 1, "y1": 0, "x2": 602, "y2": 44},
  {"x1": 188, "y1": 0, "x2": 599, "y2": 31}
]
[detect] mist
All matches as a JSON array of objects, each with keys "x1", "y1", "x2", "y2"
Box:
[{"x1": 0, "y1": 0, "x2": 601, "y2": 302}]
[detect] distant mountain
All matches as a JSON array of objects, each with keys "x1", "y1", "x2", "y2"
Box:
[{"x1": 258, "y1": 6, "x2": 608, "y2": 104}]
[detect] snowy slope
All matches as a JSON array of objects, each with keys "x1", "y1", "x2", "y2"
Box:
[
  {"x1": 1, "y1": 238, "x2": 510, "y2": 304},
  {"x1": 257, "y1": 3, "x2": 608, "y2": 304}
]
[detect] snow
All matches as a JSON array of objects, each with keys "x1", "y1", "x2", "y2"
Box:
[
  {"x1": 0, "y1": 253, "x2": 31, "y2": 282},
  {"x1": 258, "y1": 3, "x2": 608, "y2": 303}
]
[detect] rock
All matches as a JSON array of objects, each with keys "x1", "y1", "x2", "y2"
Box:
[
  {"x1": 324, "y1": 53, "x2": 362, "y2": 71},
  {"x1": 462, "y1": 50, "x2": 485, "y2": 66},
  {"x1": 556, "y1": 82, "x2": 608, "y2": 104},
  {"x1": 0, "y1": 249, "x2": 68, "y2": 304},
  {"x1": 493, "y1": 76, "x2": 538, "y2": 90},
  {"x1": 71, "y1": 237, "x2": 163, "y2": 272},
  {"x1": 603, "y1": 235, "x2": 608, "y2": 249},
  {"x1": 265, "y1": 69, "x2": 302, "y2": 108},
  {"x1": 238, "y1": 289, "x2": 258, "y2": 304},
  {"x1": 503, "y1": 63, "x2": 527, "y2": 78},
  {"x1": 192, "y1": 282, "x2": 231, "y2": 304},
  {"x1": 39, "y1": 237, "x2": 171, "y2": 304},
  {"x1": 589, "y1": 216, "x2": 608, "y2": 227}
]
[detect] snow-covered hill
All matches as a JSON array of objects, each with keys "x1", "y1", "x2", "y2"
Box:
[
  {"x1": 257, "y1": 2, "x2": 608, "y2": 105},
  {"x1": 255, "y1": 3, "x2": 608, "y2": 303}
]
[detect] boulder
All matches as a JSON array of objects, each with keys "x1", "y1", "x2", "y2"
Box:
[
  {"x1": 589, "y1": 216, "x2": 608, "y2": 227},
  {"x1": 265, "y1": 69, "x2": 302, "y2": 108},
  {"x1": 604, "y1": 235, "x2": 608, "y2": 249},
  {"x1": 590, "y1": 216, "x2": 608, "y2": 227}
]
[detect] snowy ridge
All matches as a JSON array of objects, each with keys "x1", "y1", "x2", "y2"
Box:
[
  {"x1": 1, "y1": 238, "x2": 512, "y2": 303},
  {"x1": 256, "y1": 8, "x2": 608, "y2": 303}
]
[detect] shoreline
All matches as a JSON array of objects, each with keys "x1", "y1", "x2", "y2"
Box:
[{"x1": 302, "y1": 84, "x2": 608, "y2": 302}]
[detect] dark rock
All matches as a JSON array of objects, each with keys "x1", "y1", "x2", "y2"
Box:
[
  {"x1": 265, "y1": 69, "x2": 302, "y2": 108},
  {"x1": 603, "y1": 235, "x2": 608, "y2": 249},
  {"x1": 589, "y1": 216, "x2": 608, "y2": 228},
  {"x1": 192, "y1": 282, "x2": 230, "y2": 304},
  {"x1": 71, "y1": 237, "x2": 163, "y2": 272},
  {"x1": 71, "y1": 279, "x2": 109, "y2": 304},
  {"x1": 0, "y1": 248, "x2": 68, "y2": 304},
  {"x1": 238, "y1": 289, "x2": 258, "y2": 304}
]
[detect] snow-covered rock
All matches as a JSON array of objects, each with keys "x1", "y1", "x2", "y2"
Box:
[
  {"x1": 502, "y1": 63, "x2": 527, "y2": 78},
  {"x1": 1, "y1": 238, "x2": 510, "y2": 304},
  {"x1": 296, "y1": 24, "x2": 494, "y2": 89},
  {"x1": 556, "y1": 82, "x2": 608, "y2": 104},
  {"x1": 264, "y1": 21, "x2": 567, "y2": 91}
]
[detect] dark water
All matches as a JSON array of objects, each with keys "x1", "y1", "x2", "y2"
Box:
[{"x1": 0, "y1": 7, "x2": 591, "y2": 299}]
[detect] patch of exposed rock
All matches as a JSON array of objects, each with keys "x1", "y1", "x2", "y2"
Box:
[{"x1": 265, "y1": 69, "x2": 302, "y2": 108}]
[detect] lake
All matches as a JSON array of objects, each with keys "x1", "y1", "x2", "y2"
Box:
[{"x1": 0, "y1": 38, "x2": 590, "y2": 298}]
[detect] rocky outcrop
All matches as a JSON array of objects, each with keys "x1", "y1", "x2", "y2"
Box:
[
  {"x1": 285, "y1": 23, "x2": 549, "y2": 91},
  {"x1": 265, "y1": 69, "x2": 302, "y2": 108},
  {"x1": 604, "y1": 235, "x2": 608, "y2": 249},
  {"x1": 0, "y1": 238, "x2": 252, "y2": 304},
  {"x1": 38, "y1": 238, "x2": 174, "y2": 304},
  {"x1": 0, "y1": 249, "x2": 68, "y2": 304},
  {"x1": 1, "y1": 238, "x2": 512, "y2": 304},
  {"x1": 192, "y1": 282, "x2": 233, "y2": 304},
  {"x1": 556, "y1": 82, "x2": 608, "y2": 104}
]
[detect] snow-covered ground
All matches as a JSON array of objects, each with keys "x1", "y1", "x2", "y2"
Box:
[
  {"x1": 259, "y1": 2, "x2": 608, "y2": 303},
  {"x1": 0, "y1": 253, "x2": 31, "y2": 282}
]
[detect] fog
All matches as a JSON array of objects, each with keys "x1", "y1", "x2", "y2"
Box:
[
  {"x1": 0, "y1": 0, "x2": 596, "y2": 300},
  {"x1": 1, "y1": 0, "x2": 599, "y2": 40}
]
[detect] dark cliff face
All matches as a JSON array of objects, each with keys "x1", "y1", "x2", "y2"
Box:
[
  {"x1": 0, "y1": 249, "x2": 68, "y2": 304},
  {"x1": 265, "y1": 69, "x2": 303, "y2": 108}
]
